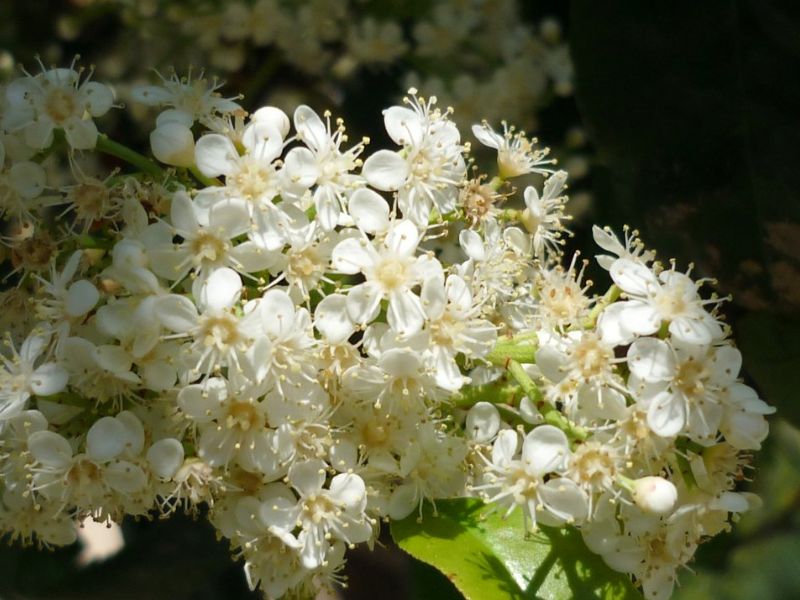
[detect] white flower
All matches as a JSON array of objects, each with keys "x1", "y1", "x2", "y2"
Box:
[
  {"x1": 471, "y1": 121, "x2": 554, "y2": 179},
  {"x1": 284, "y1": 105, "x2": 366, "y2": 230},
  {"x1": 260, "y1": 459, "x2": 371, "y2": 569},
  {"x1": 194, "y1": 120, "x2": 284, "y2": 205},
  {"x1": 421, "y1": 274, "x2": 496, "y2": 390},
  {"x1": 3, "y1": 64, "x2": 113, "y2": 150},
  {"x1": 475, "y1": 426, "x2": 588, "y2": 531},
  {"x1": 627, "y1": 338, "x2": 741, "y2": 441},
  {"x1": 0, "y1": 331, "x2": 67, "y2": 423},
  {"x1": 362, "y1": 91, "x2": 466, "y2": 225},
  {"x1": 178, "y1": 377, "x2": 279, "y2": 475},
  {"x1": 146, "y1": 190, "x2": 271, "y2": 283},
  {"x1": 28, "y1": 412, "x2": 147, "y2": 509},
  {"x1": 387, "y1": 423, "x2": 468, "y2": 520},
  {"x1": 132, "y1": 70, "x2": 241, "y2": 129},
  {"x1": 34, "y1": 251, "x2": 99, "y2": 348},
  {"x1": 342, "y1": 326, "x2": 440, "y2": 413},
  {"x1": 61, "y1": 337, "x2": 140, "y2": 406},
  {"x1": 0, "y1": 142, "x2": 48, "y2": 222},
  {"x1": 520, "y1": 170, "x2": 569, "y2": 259},
  {"x1": 331, "y1": 219, "x2": 441, "y2": 335},
  {"x1": 156, "y1": 267, "x2": 252, "y2": 379},
  {"x1": 598, "y1": 259, "x2": 725, "y2": 347}
]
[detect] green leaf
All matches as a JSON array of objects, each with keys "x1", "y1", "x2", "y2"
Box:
[{"x1": 390, "y1": 498, "x2": 641, "y2": 600}]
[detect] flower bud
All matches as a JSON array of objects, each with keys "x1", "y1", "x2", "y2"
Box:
[
  {"x1": 631, "y1": 476, "x2": 678, "y2": 515},
  {"x1": 150, "y1": 121, "x2": 195, "y2": 167}
]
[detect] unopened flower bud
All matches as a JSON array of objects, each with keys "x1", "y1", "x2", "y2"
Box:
[
  {"x1": 150, "y1": 121, "x2": 195, "y2": 167},
  {"x1": 631, "y1": 476, "x2": 678, "y2": 515}
]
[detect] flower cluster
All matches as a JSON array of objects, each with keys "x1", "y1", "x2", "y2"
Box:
[{"x1": 0, "y1": 60, "x2": 773, "y2": 600}]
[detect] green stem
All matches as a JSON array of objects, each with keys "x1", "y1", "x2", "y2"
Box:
[
  {"x1": 486, "y1": 336, "x2": 538, "y2": 365},
  {"x1": 95, "y1": 135, "x2": 168, "y2": 181},
  {"x1": 488, "y1": 175, "x2": 505, "y2": 191},
  {"x1": 506, "y1": 359, "x2": 588, "y2": 441},
  {"x1": 451, "y1": 381, "x2": 519, "y2": 409},
  {"x1": 582, "y1": 284, "x2": 621, "y2": 329}
]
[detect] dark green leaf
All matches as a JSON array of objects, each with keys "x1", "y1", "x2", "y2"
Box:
[{"x1": 390, "y1": 498, "x2": 641, "y2": 600}]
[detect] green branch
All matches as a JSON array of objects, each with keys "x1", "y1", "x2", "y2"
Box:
[
  {"x1": 95, "y1": 134, "x2": 168, "y2": 181},
  {"x1": 505, "y1": 359, "x2": 587, "y2": 442}
]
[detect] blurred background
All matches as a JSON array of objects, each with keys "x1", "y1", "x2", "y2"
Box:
[{"x1": 1, "y1": 1, "x2": 798, "y2": 598}]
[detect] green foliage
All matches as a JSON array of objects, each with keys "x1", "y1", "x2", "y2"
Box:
[{"x1": 391, "y1": 498, "x2": 641, "y2": 600}]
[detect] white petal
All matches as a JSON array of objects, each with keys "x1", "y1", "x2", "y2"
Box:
[
  {"x1": 331, "y1": 237, "x2": 375, "y2": 274},
  {"x1": 86, "y1": 416, "x2": 126, "y2": 462},
  {"x1": 647, "y1": 391, "x2": 685, "y2": 437},
  {"x1": 362, "y1": 150, "x2": 408, "y2": 191},
  {"x1": 492, "y1": 430, "x2": 519, "y2": 466},
  {"x1": 627, "y1": 338, "x2": 676, "y2": 381},
  {"x1": 421, "y1": 274, "x2": 446, "y2": 320},
  {"x1": 471, "y1": 123, "x2": 502, "y2": 149},
  {"x1": 329, "y1": 473, "x2": 367, "y2": 511},
  {"x1": 209, "y1": 198, "x2": 250, "y2": 238},
  {"x1": 387, "y1": 289, "x2": 424, "y2": 336},
  {"x1": 466, "y1": 402, "x2": 501, "y2": 443},
  {"x1": 30, "y1": 363, "x2": 68, "y2": 396},
  {"x1": 345, "y1": 282, "x2": 382, "y2": 326},
  {"x1": 388, "y1": 483, "x2": 418, "y2": 520},
  {"x1": 104, "y1": 461, "x2": 147, "y2": 493},
  {"x1": 386, "y1": 220, "x2": 420, "y2": 256},
  {"x1": 198, "y1": 267, "x2": 242, "y2": 311},
  {"x1": 459, "y1": 229, "x2": 486, "y2": 261},
  {"x1": 170, "y1": 190, "x2": 200, "y2": 233},
  {"x1": 250, "y1": 106, "x2": 290, "y2": 138},
  {"x1": 178, "y1": 380, "x2": 225, "y2": 422},
  {"x1": 63, "y1": 117, "x2": 98, "y2": 150},
  {"x1": 610, "y1": 258, "x2": 658, "y2": 296},
  {"x1": 259, "y1": 289, "x2": 296, "y2": 338},
  {"x1": 156, "y1": 294, "x2": 198, "y2": 332},
  {"x1": 384, "y1": 106, "x2": 424, "y2": 146},
  {"x1": 81, "y1": 82, "x2": 114, "y2": 116},
  {"x1": 522, "y1": 425, "x2": 569, "y2": 476},
  {"x1": 65, "y1": 280, "x2": 99, "y2": 318},
  {"x1": 28, "y1": 430, "x2": 73, "y2": 468},
  {"x1": 293, "y1": 105, "x2": 327, "y2": 152},
  {"x1": 195, "y1": 133, "x2": 240, "y2": 177},
  {"x1": 116, "y1": 411, "x2": 145, "y2": 455},
  {"x1": 147, "y1": 438, "x2": 185, "y2": 479},
  {"x1": 539, "y1": 478, "x2": 589, "y2": 524},
  {"x1": 288, "y1": 459, "x2": 326, "y2": 497},
  {"x1": 283, "y1": 147, "x2": 319, "y2": 187},
  {"x1": 349, "y1": 187, "x2": 390, "y2": 234},
  {"x1": 314, "y1": 294, "x2": 355, "y2": 344},
  {"x1": 9, "y1": 162, "x2": 46, "y2": 199}
]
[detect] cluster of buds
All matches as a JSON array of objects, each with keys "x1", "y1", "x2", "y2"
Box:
[{"x1": 0, "y1": 60, "x2": 772, "y2": 600}]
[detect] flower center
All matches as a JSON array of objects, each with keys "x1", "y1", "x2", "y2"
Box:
[
  {"x1": 571, "y1": 336, "x2": 613, "y2": 380},
  {"x1": 191, "y1": 232, "x2": 227, "y2": 263},
  {"x1": 233, "y1": 161, "x2": 271, "y2": 200},
  {"x1": 200, "y1": 315, "x2": 240, "y2": 349},
  {"x1": 674, "y1": 358, "x2": 707, "y2": 398},
  {"x1": 287, "y1": 247, "x2": 322, "y2": 279},
  {"x1": 71, "y1": 180, "x2": 110, "y2": 221},
  {"x1": 225, "y1": 401, "x2": 262, "y2": 432},
  {"x1": 374, "y1": 257, "x2": 408, "y2": 292},
  {"x1": 44, "y1": 87, "x2": 77, "y2": 123}
]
